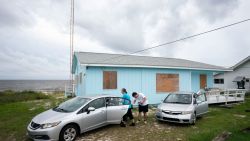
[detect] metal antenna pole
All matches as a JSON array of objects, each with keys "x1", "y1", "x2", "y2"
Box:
[{"x1": 69, "y1": 0, "x2": 75, "y2": 96}]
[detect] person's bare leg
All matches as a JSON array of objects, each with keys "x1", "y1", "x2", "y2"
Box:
[
  {"x1": 143, "y1": 112, "x2": 147, "y2": 124},
  {"x1": 129, "y1": 109, "x2": 135, "y2": 126},
  {"x1": 137, "y1": 112, "x2": 142, "y2": 123},
  {"x1": 130, "y1": 118, "x2": 135, "y2": 126}
]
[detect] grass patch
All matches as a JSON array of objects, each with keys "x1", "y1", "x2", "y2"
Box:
[
  {"x1": 226, "y1": 128, "x2": 250, "y2": 141},
  {"x1": 0, "y1": 93, "x2": 249, "y2": 141},
  {"x1": 245, "y1": 91, "x2": 250, "y2": 96},
  {"x1": 0, "y1": 101, "x2": 46, "y2": 141},
  {"x1": 186, "y1": 99, "x2": 250, "y2": 141},
  {"x1": 0, "y1": 90, "x2": 51, "y2": 104},
  {"x1": 0, "y1": 91, "x2": 65, "y2": 141}
]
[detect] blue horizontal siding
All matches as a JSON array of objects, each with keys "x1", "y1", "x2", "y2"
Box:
[
  {"x1": 74, "y1": 61, "x2": 86, "y2": 96},
  {"x1": 75, "y1": 66, "x2": 215, "y2": 104}
]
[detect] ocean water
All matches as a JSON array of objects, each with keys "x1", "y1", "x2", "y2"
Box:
[{"x1": 0, "y1": 80, "x2": 70, "y2": 92}]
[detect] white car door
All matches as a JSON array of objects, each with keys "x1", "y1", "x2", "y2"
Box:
[
  {"x1": 106, "y1": 97, "x2": 129, "y2": 124},
  {"x1": 78, "y1": 98, "x2": 107, "y2": 131}
]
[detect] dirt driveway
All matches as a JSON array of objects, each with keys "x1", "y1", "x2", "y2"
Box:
[{"x1": 76, "y1": 109, "x2": 188, "y2": 141}]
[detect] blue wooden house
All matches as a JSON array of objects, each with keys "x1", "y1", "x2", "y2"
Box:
[{"x1": 72, "y1": 52, "x2": 228, "y2": 104}]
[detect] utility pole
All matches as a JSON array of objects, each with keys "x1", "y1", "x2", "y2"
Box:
[{"x1": 69, "y1": 0, "x2": 74, "y2": 96}]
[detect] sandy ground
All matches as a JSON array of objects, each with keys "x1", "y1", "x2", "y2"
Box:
[{"x1": 76, "y1": 109, "x2": 186, "y2": 141}]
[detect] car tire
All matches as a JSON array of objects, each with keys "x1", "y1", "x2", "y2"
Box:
[
  {"x1": 191, "y1": 112, "x2": 196, "y2": 125},
  {"x1": 59, "y1": 124, "x2": 79, "y2": 141}
]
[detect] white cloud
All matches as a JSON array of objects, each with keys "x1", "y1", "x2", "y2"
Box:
[{"x1": 0, "y1": 0, "x2": 249, "y2": 79}]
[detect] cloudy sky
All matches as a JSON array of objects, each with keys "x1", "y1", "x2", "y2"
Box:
[{"x1": 0, "y1": 0, "x2": 250, "y2": 80}]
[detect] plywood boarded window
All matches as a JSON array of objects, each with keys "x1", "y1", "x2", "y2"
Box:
[
  {"x1": 103, "y1": 71, "x2": 117, "y2": 89},
  {"x1": 156, "y1": 74, "x2": 179, "y2": 92},
  {"x1": 200, "y1": 74, "x2": 207, "y2": 89}
]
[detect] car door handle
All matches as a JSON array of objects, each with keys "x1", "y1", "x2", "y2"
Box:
[{"x1": 121, "y1": 108, "x2": 127, "y2": 110}]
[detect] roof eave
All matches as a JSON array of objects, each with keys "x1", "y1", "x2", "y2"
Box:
[
  {"x1": 230, "y1": 56, "x2": 250, "y2": 70},
  {"x1": 80, "y1": 63, "x2": 232, "y2": 72}
]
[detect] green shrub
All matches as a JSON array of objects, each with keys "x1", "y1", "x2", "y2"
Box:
[
  {"x1": 0, "y1": 90, "x2": 51, "y2": 104},
  {"x1": 245, "y1": 91, "x2": 250, "y2": 96}
]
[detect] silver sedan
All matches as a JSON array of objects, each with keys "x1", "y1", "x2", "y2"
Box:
[
  {"x1": 155, "y1": 92, "x2": 208, "y2": 124},
  {"x1": 27, "y1": 95, "x2": 130, "y2": 141}
]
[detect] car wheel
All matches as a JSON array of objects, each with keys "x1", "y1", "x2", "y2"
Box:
[
  {"x1": 191, "y1": 113, "x2": 196, "y2": 125},
  {"x1": 59, "y1": 124, "x2": 78, "y2": 141}
]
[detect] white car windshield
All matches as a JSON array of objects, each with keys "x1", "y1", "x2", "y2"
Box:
[
  {"x1": 164, "y1": 94, "x2": 192, "y2": 104},
  {"x1": 53, "y1": 97, "x2": 90, "y2": 113}
]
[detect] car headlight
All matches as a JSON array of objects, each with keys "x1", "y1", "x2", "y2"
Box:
[
  {"x1": 182, "y1": 111, "x2": 192, "y2": 115},
  {"x1": 40, "y1": 121, "x2": 61, "y2": 129},
  {"x1": 156, "y1": 108, "x2": 162, "y2": 113}
]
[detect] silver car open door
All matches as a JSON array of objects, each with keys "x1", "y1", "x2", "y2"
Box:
[
  {"x1": 106, "y1": 97, "x2": 129, "y2": 124},
  {"x1": 195, "y1": 93, "x2": 208, "y2": 116},
  {"x1": 78, "y1": 98, "x2": 107, "y2": 131}
]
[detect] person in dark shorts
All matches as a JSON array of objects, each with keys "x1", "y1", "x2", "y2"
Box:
[
  {"x1": 132, "y1": 92, "x2": 148, "y2": 124},
  {"x1": 120, "y1": 88, "x2": 135, "y2": 127}
]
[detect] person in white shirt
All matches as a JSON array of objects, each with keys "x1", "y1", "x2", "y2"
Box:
[{"x1": 132, "y1": 92, "x2": 148, "y2": 124}]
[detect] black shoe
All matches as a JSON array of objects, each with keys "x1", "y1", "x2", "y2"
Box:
[
  {"x1": 120, "y1": 122, "x2": 126, "y2": 127},
  {"x1": 129, "y1": 123, "x2": 135, "y2": 126}
]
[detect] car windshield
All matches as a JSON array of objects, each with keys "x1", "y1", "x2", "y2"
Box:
[
  {"x1": 163, "y1": 94, "x2": 192, "y2": 104},
  {"x1": 53, "y1": 97, "x2": 90, "y2": 113}
]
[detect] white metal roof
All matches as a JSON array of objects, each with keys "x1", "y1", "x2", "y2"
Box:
[
  {"x1": 230, "y1": 56, "x2": 250, "y2": 70},
  {"x1": 74, "y1": 52, "x2": 230, "y2": 71}
]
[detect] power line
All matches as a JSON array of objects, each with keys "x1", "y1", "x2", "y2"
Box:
[{"x1": 99, "y1": 18, "x2": 250, "y2": 63}]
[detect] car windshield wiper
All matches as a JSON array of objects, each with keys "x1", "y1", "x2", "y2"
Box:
[
  {"x1": 59, "y1": 108, "x2": 69, "y2": 112},
  {"x1": 166, "y1": 101, "x2": 183, "y2": 104},
  {"x1": 55, "y1": 107, "x2": 69, "y2": 112}
]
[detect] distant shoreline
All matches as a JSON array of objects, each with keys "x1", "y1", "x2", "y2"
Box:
[
  {"x1": 0, "y1": 80, "x2": 69, "y2": 92},
  {"x1": 0, "y1": 79, "x2": 69, "y2": 81},
  {"x1": 0, "y1": 89, "x2": 65, "y2": 93}
]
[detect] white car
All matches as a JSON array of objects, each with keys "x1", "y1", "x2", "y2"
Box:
[{"x1": 156, "y1": 92, "x2": 208, "y2": 124}]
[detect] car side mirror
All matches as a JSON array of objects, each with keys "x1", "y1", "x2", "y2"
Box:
[{"x1": 87, "y1": 107, "x2": 95, "y2": 114}]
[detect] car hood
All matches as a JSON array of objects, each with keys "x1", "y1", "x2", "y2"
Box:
[
  {"x1": 159, "y1": 103, "x2": 193, "y2": 111},
  {"x1": 32, "y1": 109, "x2": 72, "y2": 124}
]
